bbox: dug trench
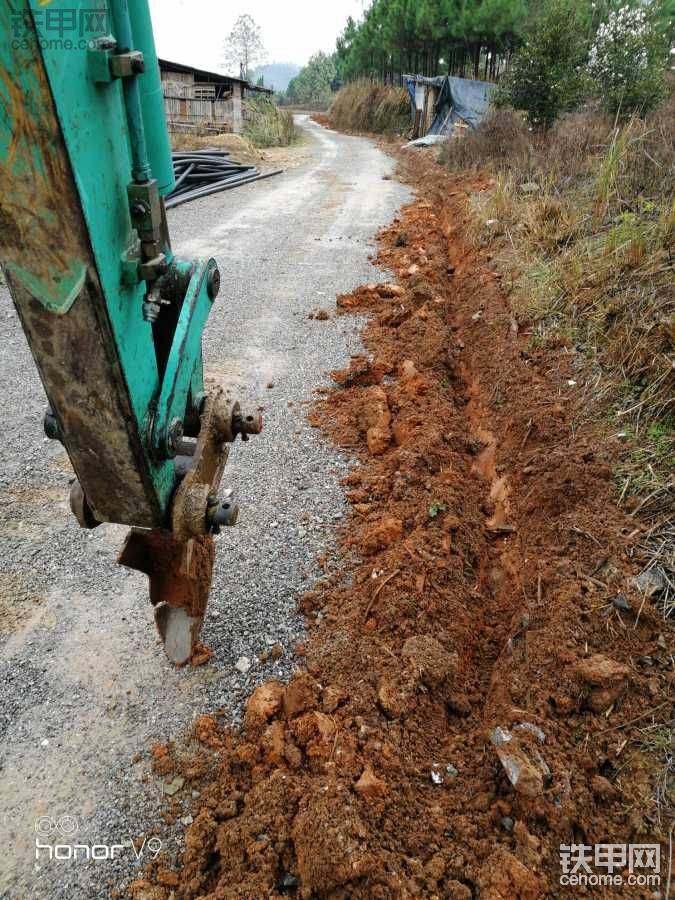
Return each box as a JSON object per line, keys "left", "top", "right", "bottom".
{"left": 132, "top": 150, "right": 673, "bottom": 898}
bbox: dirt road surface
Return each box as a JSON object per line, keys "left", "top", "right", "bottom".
{"left": 0, "top": 116, "right": 411, "bottom": 899}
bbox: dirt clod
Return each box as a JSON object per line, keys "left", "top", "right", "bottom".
{"left": 283, "top": 672, "right": 320, "bottom": 719}
{"left": 354, "top": 764, "right": 387, "bottom": 799}
{"left": 245, "top": 681, "right": 285, "bottom": 728}
{"left": 571, "top": 654, "right": 631, "bottom": 712}
{"left": 479, "top": 848, "right": 545, "bottom": 899}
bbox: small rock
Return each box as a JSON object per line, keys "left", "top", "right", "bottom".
{"left": 501, "top": 816, "right": 515, "bottom": 832}
{"left": 279, "top": 872, "right": 298, "bottom": 890}
{"left": 354, "top": 764, "right": 387, "bottom": 798}
{"left": 446, "top": 764, "right": 459, "bottom": 777}
{"left": 180, "top": 815, "right": 193, "bottom": 826}
{"left": 491, "top": 726, "right": 549, "bottom": 798}
{"left": 612, "top": 593, "right": 631, "bottom": 612}
{"left": 633, "top": 569, "right": 666, "bottom": 598}
{"left": 235, "top": 656, "right": 251, "bottom": 674}
{"left": 163, "top": 776, "right": 185, "bottom": 797}
{"left": 513, "top": 722, "right": 546, "bottom": 742}
{"left": 431, "top": 764, "right": 444, "bottom": 785}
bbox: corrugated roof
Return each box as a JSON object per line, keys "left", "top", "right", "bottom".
{"left": 158, "top": 58, "right": 272, "bottom": 93}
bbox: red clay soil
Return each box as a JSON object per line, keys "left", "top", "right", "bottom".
{"left": 131, "top": 151, "right": 674, "bottom": 899}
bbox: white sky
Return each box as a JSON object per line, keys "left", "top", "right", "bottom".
{"left": 148, "top": 0, "right": 367, "bottom": 73}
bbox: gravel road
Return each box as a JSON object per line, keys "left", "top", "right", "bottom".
{"left": 0, "top": 116, "right": 411, "bottom": 898}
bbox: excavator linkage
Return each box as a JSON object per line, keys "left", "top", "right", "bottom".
{"left": 0, "top": 1, "right": 261, "bottom": 663}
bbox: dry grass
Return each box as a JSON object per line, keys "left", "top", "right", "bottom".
{"left": 455, "top": 102, "right": 674, "bottom": 435}
{"left": 442, "top": 107, "right": 614, "bottom": 183}
{"left": 243, "top": 98, "right": 298, "bottom": 148}
{"left": 455, "top": 100, "right": 674, "bottom": 626}
{"left": 329, "top": 80, "right": 410, "bottom": 135}
{"left": 171, "top": 131, "right": 264, "bottom": 164}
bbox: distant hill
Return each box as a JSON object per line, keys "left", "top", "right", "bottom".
{"left": 251, "top": 62, "right": 300, "bottom": 93}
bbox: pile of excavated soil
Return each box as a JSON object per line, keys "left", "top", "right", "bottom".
{"left": 132, "top": 152, "right": 673, "bottom": 899}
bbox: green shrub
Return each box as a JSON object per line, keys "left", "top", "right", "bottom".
{"left": 286, "top": 52, "right": 336, "bottom": 108}
{"left": 587, "top": 3, "right": 667, "bottom": 116}
{"left": 498, "top": 0, "right": 591, "bottom": 129}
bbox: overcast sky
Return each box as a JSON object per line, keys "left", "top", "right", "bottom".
{"left": 148, "top": 0, "right": 367, "bottom": 73}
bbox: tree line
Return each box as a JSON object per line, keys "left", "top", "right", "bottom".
{"left": 335, "top": 0, "right": 528, "bottom": 83}
{"left": 237, "top": 0, "right": 671, "bottom": 120}
{"left": 332, "top": 0, "right": 673, "bottom": 84}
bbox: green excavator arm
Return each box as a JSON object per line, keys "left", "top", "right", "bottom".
{"left": 0, "top": 0, "right": 262, "bottom": 663}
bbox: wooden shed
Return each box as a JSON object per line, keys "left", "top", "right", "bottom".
{"left": 158, "top": 58, "right": 272, "bottom": 135}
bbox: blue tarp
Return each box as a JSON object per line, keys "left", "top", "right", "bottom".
{"left": 404, "top": 75, "right": 495, "bottom": 134}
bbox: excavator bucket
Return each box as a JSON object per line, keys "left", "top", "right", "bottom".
{"left": 119, "top": 530, "right": 215, "bottom": 665}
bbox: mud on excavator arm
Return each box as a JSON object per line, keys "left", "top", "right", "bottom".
{"left": 0, "top": 0, "right": 261, "bottom": 663}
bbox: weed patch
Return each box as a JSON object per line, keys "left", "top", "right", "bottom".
{"left": 243, "top": 98, "right": 298, "bottom": 148}
{"left": 329, "top": 81, "right": 410, "bottom": 135}
{"left": 452, "top": 103, "right": 674, "bottom": 433}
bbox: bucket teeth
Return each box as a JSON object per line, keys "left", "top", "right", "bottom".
{"left": 119, "top": 529, "right": 215, "bottom": 665}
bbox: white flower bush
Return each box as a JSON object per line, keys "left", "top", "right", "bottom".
{"left": 588, "top": 4, "right": 666, "bottom": 114}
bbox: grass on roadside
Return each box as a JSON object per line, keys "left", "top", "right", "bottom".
{"left": 443, "top": 98, "right": 675, "bottom": 652}
{"left": 443, "top": 100, "right": 674, "bottom": 443}
{"left": 170, "top": 131, "right": 263, "bottom": 165}
{"left": 329, "top": 80, "right": 410, "bottom": 135}
{"left": 243, "top": 97, "right": 298, "bottom": 148}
